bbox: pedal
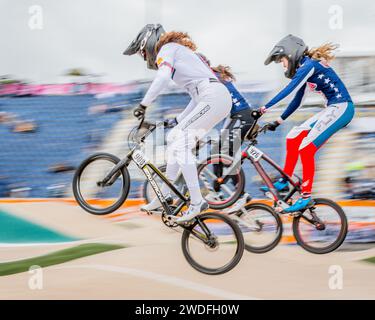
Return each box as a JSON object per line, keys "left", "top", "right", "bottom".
{"left": 276, "top": 200, "right": 292, "bottom": 214}
{"left": 223, "top": 193, "right": 252, "bottom": 214}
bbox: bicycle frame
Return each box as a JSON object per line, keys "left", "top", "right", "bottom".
{"left": 101, "top": 120, "right": 189, "bottom": 217}
{"left": 241, "top": 144, "right": 301, "bottom": 206}
{"left": 131, "top": 148, "right": 189, "bottom": 216}
{"left": 213, "top": 110, "right": 303, "bottom": 209}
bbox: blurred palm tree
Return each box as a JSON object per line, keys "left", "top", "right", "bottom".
{"left": 63, "top": 68, "right": 104, "bottom": 84}
{"left": 64, "top": 68, "right": 89, "bottom": 77}
{"left": 0, "top": 75, "right": 20, "bottom": 84}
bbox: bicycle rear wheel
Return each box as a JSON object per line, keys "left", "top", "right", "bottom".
{"left": 293, "top": 198, "right": 348, "bottom": 254}
{"left": 181, "top": 212, "right": 244, "bottom": 275}
{"left": 72, "top": 153, "right": 130, "bottom": 215}
{"left": 197, "top": 155, "right": 245, "bottom": 210}
{"left": 233, "top": 203, "right": 283, "bottom": 253}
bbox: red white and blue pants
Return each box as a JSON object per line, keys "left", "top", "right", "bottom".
{"left": 283, "top": 102, "right": 355, "bottom": 197}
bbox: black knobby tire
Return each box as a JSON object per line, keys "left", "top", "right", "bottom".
{"left": 72, "top": 152, "right": 131, "bottom": 215}
{"left": 292, "top": 198, "right": 348, "bottom": 254}
{"left": 236, "top": 202, "right": 283, "bottom": 254}
{"left": 197, "top": 155, "right": 246, "bottom": 210}
{"left": 181, "top": 212, "right": 244, "bottom": 275}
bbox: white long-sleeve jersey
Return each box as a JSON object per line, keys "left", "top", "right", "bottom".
{"left": 141, "top": 42, "right": 216, "bottom": 107}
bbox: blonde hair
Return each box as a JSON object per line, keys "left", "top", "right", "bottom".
{"left": 211, "top": 65, "right": 236, "bottom": 82}
{"left": 305, "top": 43, "right": 339, "bottom": 63}
{"left": 156, "top": 31, "right": 197, "bottom": 53}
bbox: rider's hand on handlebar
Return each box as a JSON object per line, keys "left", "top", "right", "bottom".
{"left": 264, "top": 118, "right": 283, "bottom": 132}
{"left": 258, "top": 106, "right": 267, "bottom": 115}
{"left": 164, "top": 117, "right": 178, "bottom": 129}
{"left": 133, "top": 104, "right": 147, "bottom": 120}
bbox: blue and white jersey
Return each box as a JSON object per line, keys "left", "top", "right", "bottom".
{"left": 265, "top": 56, "right": 352, "bottom": 120}
{"left": 216, "top": 75, "right": 251, "bottom": 116}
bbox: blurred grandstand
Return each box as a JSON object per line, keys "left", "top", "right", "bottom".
{"left": 0, "top": 80, "right": 270, "bottom": 199}
{"left": 0, "top": 74, "right": 374, "bottom": 200}
{"left": 1, "top": 55, "right": 375, "bottom": 244}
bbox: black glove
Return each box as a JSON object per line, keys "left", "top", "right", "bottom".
{"left": 264, "top": 120, "right": 280, "bottom": 132}
{"left": 133, "top": 104, "right": 147, "bottom": 120}
{"left": 164, "top": 117, "right": 178, "bottom": 128}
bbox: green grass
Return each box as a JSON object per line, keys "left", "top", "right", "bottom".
{"left": 363, "top": 256, "right": 375, "bottom": 264}
{"left": 0, "top": 243, "right": 125, "bottom": 276}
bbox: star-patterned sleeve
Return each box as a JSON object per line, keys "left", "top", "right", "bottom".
{"left": 265, "top": 62, "right": 314, "bottom": 109}
{"left": 280, "top": 83, "right": 307, "bottom": 120}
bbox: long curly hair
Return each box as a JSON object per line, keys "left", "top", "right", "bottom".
{"left": 155, "top": 31, "right": 197, "bottom": 53}
{"left": 211, "top": 65, "right": 236, "bottom": 82}
{"left": 305, "top": 43, "right": 339, "bottom": 62}
{"left": 196, "top": 53, "right": 236, "bottom": 82}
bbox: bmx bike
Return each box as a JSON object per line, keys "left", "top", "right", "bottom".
{"left": 198, "top": 110, "right": 348, "bottom": 254}
{"left": 72, "top": 118, "right": 245, "bottom": 274}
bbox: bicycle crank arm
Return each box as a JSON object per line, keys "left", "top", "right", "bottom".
{"left": 230, "top": 214, "right": 262, "bottom": 232}
{"left": 222, "top": 193, "right": 251, "bottom": 214}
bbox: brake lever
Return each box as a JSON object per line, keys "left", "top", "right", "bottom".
{"left": 259, "top": 125, "right": 268, "bottom": 134}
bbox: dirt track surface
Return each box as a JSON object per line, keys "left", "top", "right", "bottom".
{"left": 0, "top": 201, "right": 374, "bottom": 300}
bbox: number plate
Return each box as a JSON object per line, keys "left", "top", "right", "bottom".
{"left": 132, "top": 149, "right": 148, "bottom": 168}
{"left": 247, "top": 146, "right": 263, "bottom": 162}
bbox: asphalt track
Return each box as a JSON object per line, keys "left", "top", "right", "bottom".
{"left": 0, "top": 200, "right": 374, "bottom": 300}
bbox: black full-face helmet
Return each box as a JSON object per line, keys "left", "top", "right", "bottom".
{"left": 264, "top": 34, "right": 308, "bottom": 78}
{"left": 123, "top": 24, "right": 165, "bottom": 70}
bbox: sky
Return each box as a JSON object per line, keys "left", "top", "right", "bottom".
{"left": 1, "top": 0, "right": 375, "bottom": 84}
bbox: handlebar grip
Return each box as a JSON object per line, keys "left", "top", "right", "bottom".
{"left": 251, "top": 110, "right": 262, "bottom": 120}
{"left": 134, "top": 110, "right": 142, "bottom": 117}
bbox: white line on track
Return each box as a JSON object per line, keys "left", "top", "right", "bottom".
{"left": 54, "top": 264, "right": 259, "bottom": 300}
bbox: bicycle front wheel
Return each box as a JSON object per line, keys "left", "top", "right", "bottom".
{"left": 293, "top": 198, "right": 348, "bottom": 254}
{"left": 181, "top": 212, "right": 244, "bottom": 275}
{"left": 72, "top": 153, "right": 130, "bottom": 215}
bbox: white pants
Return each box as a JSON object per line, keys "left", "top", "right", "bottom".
{"left": 164, "top": 79, "right": 232, "bottom": 204}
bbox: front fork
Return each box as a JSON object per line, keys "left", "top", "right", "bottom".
{"left": 299, "top": 206, "right": 326, "bottom": 230}
{"left": 98, "top": 157, "right": 131, "bottom": 187}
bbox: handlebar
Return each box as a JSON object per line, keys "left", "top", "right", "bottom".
{"left": 244, "top": 109, "right": 268, "bottom": 141}
{"left": 132, "top": 109, "right": 267, "bottom": 148}
{"left": 128, "top": 117, "right": 167, "bottom": 148}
